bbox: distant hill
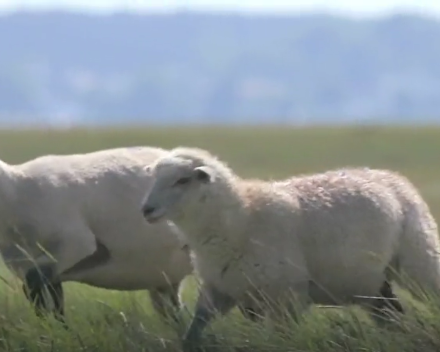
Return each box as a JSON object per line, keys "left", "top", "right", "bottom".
{"left": 1, "top": 11, "right": 440, "bottom": 125}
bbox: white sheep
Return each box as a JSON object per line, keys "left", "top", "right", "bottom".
{"left": 0, "top": 146, "right": 196, "bottom": 323}
{"left": 140, "top": 147, "right": 440, "bottom": 352}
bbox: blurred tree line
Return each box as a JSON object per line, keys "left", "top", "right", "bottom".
{"left": 0, "top": 11, "right": 439, "bottom": 124}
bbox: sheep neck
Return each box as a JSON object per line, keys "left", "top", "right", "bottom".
{"left": 173, "top": 180, "right": 247, "bottom": 254}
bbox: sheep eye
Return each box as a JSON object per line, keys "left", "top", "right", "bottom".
{"left": 174, "top": 177, "right": 191, "bottom": 186}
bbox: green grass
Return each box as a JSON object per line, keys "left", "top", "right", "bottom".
{"left": 1, "top": 125, "right": 440, "bottom": 351}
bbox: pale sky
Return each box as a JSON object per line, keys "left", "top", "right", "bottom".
{"left": 0, "top": 0, "right": 439, "bottom": 18}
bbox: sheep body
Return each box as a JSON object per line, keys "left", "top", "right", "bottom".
{"left": 0, "top": 147, "right": 193, "bottom": 319}
{"left": 186, "top": 172, "right": 404, "bottom": 304}
{"left": 141, "top": 148, "right": 440, "bottom": 350}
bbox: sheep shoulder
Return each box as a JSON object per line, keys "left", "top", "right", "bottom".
{"left": 238, "top": 179, "right": 302, "bottom": 246}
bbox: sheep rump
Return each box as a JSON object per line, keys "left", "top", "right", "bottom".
{"left": 141, "top": 147, "right": 440, "bottom": 351}
{"left": 0, "top": 146, "right": 193, "bottom": 321}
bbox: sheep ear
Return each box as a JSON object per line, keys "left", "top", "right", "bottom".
{"left": 194, "top": 166, "right": 214, "bottom": 183}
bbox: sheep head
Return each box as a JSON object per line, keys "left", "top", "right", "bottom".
{"left": 141, "top": 155, "right": 215, "bottom": 224}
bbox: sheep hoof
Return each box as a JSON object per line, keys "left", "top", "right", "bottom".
{"left": 181, "top": 339, "right": 202, "bottom": 352}
{"left": 181, "top": 332, "right": 207, "bottom": 352}
{"left": 182, "top": 333, "right": 224, "bottom": 352}
{"left": 368, "top": 280, "right": 405, "bottom": 326}
{"left": 23, "top": 264, "right": 66, "bottom": 323}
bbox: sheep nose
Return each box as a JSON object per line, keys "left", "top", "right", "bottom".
{"left": 142, "top": 205, "right": 156, "bottom": 217}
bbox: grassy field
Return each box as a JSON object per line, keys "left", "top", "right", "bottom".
{"left": 1, "top": 125, "right": 440, "bottom": 351}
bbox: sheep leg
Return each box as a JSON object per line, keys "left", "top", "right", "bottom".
{"left": 23, "top": 264, "right": 65, "bottom": 321}
{"left": 22, "top": 281, "right": 45, "bottom": 318}
{"left": 46, "top": 281, "right": 65, "bottom": 322}
{"left": 367, "top": 280, "right": 404, "bottom": 323}
{"left": 150, "top": 283, "right": 181, "bottom": 323}
{"left": 182, "top": 284, "right": 236, "bottom": 352}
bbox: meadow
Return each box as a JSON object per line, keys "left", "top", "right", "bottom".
{"left": 1, "top": 125, "right": 440, "bottom": 352}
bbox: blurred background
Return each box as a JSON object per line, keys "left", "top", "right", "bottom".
{"left": 1, "top": 0, "right": 440, "bottom": 126}
{"left": 0, "top": 0, "right": 439, "bottom": 215}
